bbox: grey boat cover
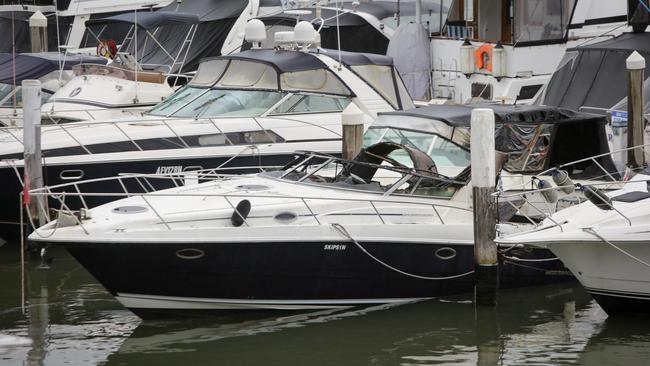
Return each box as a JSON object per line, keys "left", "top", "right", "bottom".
{"left": 387, "top": 22, "right": 430, "bottom": 101}
{"left": 543, "top": 32, "right": 650, "bottom": 112}
{"left": 0, "top": 52, "right": 106, "bottom": 84}
{"left": 85, "top": 11, "right": 199, "bottom": 30}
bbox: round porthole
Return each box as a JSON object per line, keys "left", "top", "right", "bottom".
{"left": 111, "top": 206, "right": 148, "bottom": 214}
{"left": 175, "top": 248, "right": 205, "bottom": 260}
{"left": 274, "top": 211, "right": 297, "bottom": 223}
{"left": 435, "top": 247, "right": 457, "bottom": 260}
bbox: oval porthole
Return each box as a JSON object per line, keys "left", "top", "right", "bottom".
{"left": 111, "top": 206, "right": 148, "bottom": 214}
{"left": 274, "top": 211, "right": 297, "bottom": 223}
{"left": 176, "top": 248, "right": 205, "bottom": 260}
{"left": 236, "top": 184, "right": 269, "bottom": 191}
{"left": 435, "top": 247, "right": 457, "bottom": 260}
{"left": 59, "top": 169, "right": 84, "bottom": 180}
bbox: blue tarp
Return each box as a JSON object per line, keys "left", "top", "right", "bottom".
{"left": 0, "top": 52, "right": 107, "bottom": 84}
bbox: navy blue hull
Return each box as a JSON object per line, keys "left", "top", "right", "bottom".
{"left": 0, "top": 154, "right": 296, "bottom": 238}
{"left": 589, "top": 289, "right": 650, "bottom": 315}
{"left": 55, "top": 240, "right": 570, "bottom": 316}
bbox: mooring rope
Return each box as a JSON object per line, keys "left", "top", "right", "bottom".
{"left": 331, "top": 223, "right": 474, "bottom": 281}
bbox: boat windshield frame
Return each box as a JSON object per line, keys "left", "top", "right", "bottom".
{"left": 263, "top": 151, "right": 468, "bottom": 200}
{"left": 147, "top": 85, "right": 353, "bottom": 119}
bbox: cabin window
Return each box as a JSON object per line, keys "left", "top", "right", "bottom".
{"left": 270, "top": 94, "right": 351, "bottom": 115}
{"left": 351, "top": 65, "right": 400, "bottom": 109}
{"left": 518, "top": 84, "right": 543, "bottom": 100}
{"left": 216, "top": 60, "right": 277, "bottom": 89}
{"left": 513, "top": 0, "right": 575, "bottom": 43}
{"left": 190, "top": 59, "right": 229, "bottom": 87}
{"left": 280, "top": 69, "right": 352, "bottom": 96}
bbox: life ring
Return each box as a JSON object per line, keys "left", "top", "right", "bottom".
{"left": 97, "top": 39, "right": 117, "bottom": 60}
{"left": 475, "top": 44, "right": 493, "bottom": 72}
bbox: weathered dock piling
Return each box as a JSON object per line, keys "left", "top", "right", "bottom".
{"left": 341, "top": 103, "right": 364, "bottom": 160}
{"left": 22, "top": 80, "right": 46, "bottom": 226}
{"left": 471, "top": 108, "right": 498, "bottom": 306}
{"left": 626, "top": 51, "right": 645, "bottom": 168}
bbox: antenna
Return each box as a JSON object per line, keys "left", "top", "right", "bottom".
{"left": 335, "top": 0, "right": 342, "bottom": 69}
{"left": 134, "top": 8, "right": 139, "bottom": 104}
{"left": 11, "top": 10, "right": 17, "bottom": 114}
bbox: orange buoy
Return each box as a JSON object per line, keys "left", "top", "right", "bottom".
{"left": 475, "top": 44, "right": 493, "bottom": 72}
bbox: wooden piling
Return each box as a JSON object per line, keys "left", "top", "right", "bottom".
{"left": 626, "top": 50, "right": 645, "bottom": 169}
{"left": 22, "top": 80, "right": 46, "bottom": 227}
{"left": 470, "top": 108, "right": 498, "bottom": 306}
{"left": 29, "top": 11, "right": 48, "bottom": 53}
{"left": 341, "top": 103, "right": 365, "bottom": 160}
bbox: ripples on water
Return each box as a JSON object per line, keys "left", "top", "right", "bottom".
{"left": 1, "top": 244, "right": 649, "bottom": 365}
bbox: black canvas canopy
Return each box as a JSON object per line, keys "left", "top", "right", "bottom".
{"left": 543, "top": 32, "right": 650, "bottom": 112}
{"left": 375, "top": 104, "right": 614, "bottom": 176}
{"left": 85, "top": 11, "right": 199, "bottom": 30}
{"left": 217, "top": 49, "right": 328, "bottom": 73}
{"left": 377, "top": 104, "right": 603, "bottom": 129}
{"left": 0, "top": 52, "right": 106, "bottom": 84}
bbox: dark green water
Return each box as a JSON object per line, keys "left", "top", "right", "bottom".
{"left": 1, "top": 243, "right": 650, "bottom": 366}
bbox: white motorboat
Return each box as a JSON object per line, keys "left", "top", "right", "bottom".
{"left": 42, "top": 0, "right": 285, "bottom": 122}
{"left": 0, "top": 38, "right": 412, "bottom": 232}
{"left": 27, "top": 135, "right": 566, "bottom": 316}
{"left": 497, "top": 162, "right": 650, "bottom": 315}
{"left": 0, "top": 52, "right": 107, "bottom": 127}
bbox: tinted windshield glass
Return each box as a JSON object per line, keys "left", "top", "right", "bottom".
{"left": 168, "top": 89, "right": 287, "bottom": 118}
{"left": 364, "top": 127, "right": 471, "bottom": 177}
{"left": 149, "top": 85, "right": 207, "bottom": 117}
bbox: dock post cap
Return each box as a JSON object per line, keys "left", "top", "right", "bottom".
{"left": 626, "top": 51, "right": 646, "bottom": 70}
{"left": 29, "top": 11, "right": 48, "bottom": 27}
{"left": 341, "top": 103, "right": 364, "bottom": 126}
{"left": 21, "top": 80, "right": 42, "bottom": 88}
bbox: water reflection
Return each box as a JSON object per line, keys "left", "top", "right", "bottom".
{"left": 1, "top": 244, "right": 650, "bottom": 365}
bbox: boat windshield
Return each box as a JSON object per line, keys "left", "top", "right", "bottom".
{"left": 363, "top": 127, "right": 471, "bottom": 177}
{"left": 149, "top": 85, "right": 352, "bottom": 118}
{"left": 149, "top": 87, "right": 287, "bottom": 118}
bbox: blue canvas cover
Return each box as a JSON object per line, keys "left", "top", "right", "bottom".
{"left": 0, "top": 52, "right": 106, "bottom": 84}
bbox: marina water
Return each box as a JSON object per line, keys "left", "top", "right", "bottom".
{"left": 1, "top": 243, "right": 649, "bottom": 365}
